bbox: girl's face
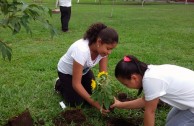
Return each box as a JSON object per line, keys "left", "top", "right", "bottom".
{"left": 117, "top": 74, "right": 142, "bottom": 89}
{"left": 97, "top": 39, "right": 117, "bottom": 57}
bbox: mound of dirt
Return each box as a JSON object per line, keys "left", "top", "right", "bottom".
{"left": 4, "top": 109, "right": 33, "bottom": 126}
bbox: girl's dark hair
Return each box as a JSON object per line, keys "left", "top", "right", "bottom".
{"left": 83, "top": 22, "right": 119, "bottom": 45}
{"left": 115, "top": 55, "right": 148, "bottom": 95}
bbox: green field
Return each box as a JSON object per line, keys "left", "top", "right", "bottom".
{"left": 0, "top": 0, "right": 194, "bottom": 125}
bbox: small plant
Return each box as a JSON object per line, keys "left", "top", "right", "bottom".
{"left": 91, "top": 71, "right": 115, "bottom": 110}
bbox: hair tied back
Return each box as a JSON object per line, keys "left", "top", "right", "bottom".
{"left": 123, "top": 56, "right": 131, "bottom": 62}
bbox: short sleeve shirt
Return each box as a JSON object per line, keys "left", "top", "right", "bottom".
{"left": 57, "top": 39, "right": 105, "bottom": 75}
{"left": 59, "top": 0, "right": 71, "bottom": 7}
{"left": 143, "top": 64, "right": 194, "bottom": 113}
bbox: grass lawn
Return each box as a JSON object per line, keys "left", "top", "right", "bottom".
{"left": 0, "top": 0, "right": 194, "bottom": 125}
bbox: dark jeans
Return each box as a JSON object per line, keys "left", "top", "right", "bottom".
{"left": 60, "top": 6, "right": 71, "bottom": 31}
{"left": 58, "top": 70, "right": 94, "bottom": 107}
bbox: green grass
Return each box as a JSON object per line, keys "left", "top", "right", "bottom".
{"left": 0, "top": 0, "right": 194, "bottom": 125}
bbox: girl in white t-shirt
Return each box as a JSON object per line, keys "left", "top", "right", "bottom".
{"left": 110, "top": 55, "right": 194, "bottom": 126}
{"left": 55, "top": 22, "right": 118, "bottom": 114}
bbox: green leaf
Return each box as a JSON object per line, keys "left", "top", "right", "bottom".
{"left": 20, "top": 15, "right": 32, "bottom": 35}
{"left": 21, "top": 2, "right": 29, "bottom": 11}
{"left": 97, "top": 93, "right": 103, "bottom": 106}
{"left": 14, "top": 22, "right": 21, "bottom": 33}
{"left": 103, "top": 94, "right": 112, "bottom": 110}
{"left": 0, "top": 41, "right": 12, "bottom": 61}
{"left": 104, "top": 101, "right": 109, "bottom": 110}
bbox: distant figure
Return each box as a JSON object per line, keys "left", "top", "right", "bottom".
{"left": 57, "top": 0, "right": 72, "bottom": 32}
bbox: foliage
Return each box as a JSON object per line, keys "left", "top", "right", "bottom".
{"left": 0, "top": 40, "right": 12, "bottom": 61}
{"left": 91, "top": 71, "right": 116, "bottom": 110}
{"left": 0, "top": 0, "right": 57, "bottom": 61}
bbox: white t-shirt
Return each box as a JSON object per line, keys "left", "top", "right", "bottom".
{"left": 58, "top": 39, "right": 105, "bottom": 75}
{"left": 143, "top": 64, "right": 194, "bottom": 113}
{"left": 59, "top": 0, "right": 71, "bottom": 7}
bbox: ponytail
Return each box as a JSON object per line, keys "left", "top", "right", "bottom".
{"left": 115, "top": 55, "right": 148, "bottom": 96}
{"left": 83, "top": 22, "right": 118, "bottom": 45}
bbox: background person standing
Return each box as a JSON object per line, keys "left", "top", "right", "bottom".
{"left": 58, "top": 0, "right": 72, "bottom": 32}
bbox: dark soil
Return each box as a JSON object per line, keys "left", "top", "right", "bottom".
{"left": 106, "top": 116, "right": 143, "bottom": 126}
{"left": 107, "top": 93, "right": 144, "bottom": 126}
{"left": 4, "top": 108, "right": 143, "bottom": 126}
{"left": 4, "top": 92, "right": 148, "bottom": 126}
{"left": 4, "top": 109, "right": 33, "bottom": 126}
{"left": 117, "top": 92, "right": 128, "bottom": 100}
{"left": 117, "top": 92, "right": 135, "bottom": 102}
{"left": 62, "top": 109, "right": 86, "bottom": 124}
{"left": 53, "top": 109, "right": 93, "bottom": 126}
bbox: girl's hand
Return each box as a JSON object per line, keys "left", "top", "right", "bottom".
{"left": 101, "top": 108, "right": 110, "bottom": 115}
{"left": 110, "top": 97, "right": 122, "bottom": 109}
{"left": 92, "top": 101, "right": 110, "bottom": 114}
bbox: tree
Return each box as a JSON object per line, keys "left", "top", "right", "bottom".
{"left": 0, "top": 0, "right": 57, "bottom": 61}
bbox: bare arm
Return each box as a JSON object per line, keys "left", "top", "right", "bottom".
{"left": 72, "top": 60, "right": 96, "bottom": 105}
{"left": 110, "top": 97, "right": 145, "bottom": 109}
{"left": 144, "top": 98, "right": 159, "bottom": 126}
{"left": 72, "top": 60, "right": 109, "bottom": 113}
{"left": 99, "top": 57, "right": 108, "bottom": 72}
{"left": 55, "top": 0, "right": 59, "bottom": 8}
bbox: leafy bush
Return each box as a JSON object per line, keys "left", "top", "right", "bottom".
{"left": 0, "top": 0, "right": 57, "bottom": 60}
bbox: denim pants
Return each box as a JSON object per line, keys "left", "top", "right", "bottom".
{"left": 166, "top": 107, "right": 194, "bottom": 126}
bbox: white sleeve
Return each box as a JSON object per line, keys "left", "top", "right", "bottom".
{"left": 143, "top": 78, "right": 168, "bottom": 101}
{"left": 71, "top": 46, "right": 88, "bottom": 66}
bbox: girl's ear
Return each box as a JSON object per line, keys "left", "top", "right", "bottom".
{"left": 97, "top": 38, "right": 102, "bottom": 45}
{"left": 131, "top": 74, "right": 138, "bottom": 80}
